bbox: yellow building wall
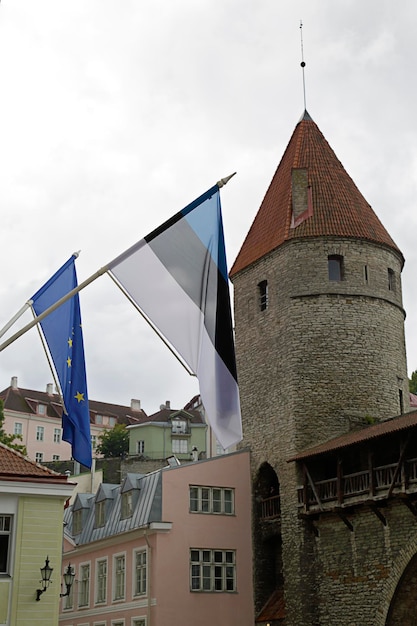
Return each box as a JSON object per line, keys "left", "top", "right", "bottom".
{"left": 9, "top": 495, "right": 67, "bottom": 626}
{"left": 0, "top": 580, "right": 10, "bottom": 624}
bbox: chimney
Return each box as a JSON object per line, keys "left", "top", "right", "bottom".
{"left": 165, "top": 400, "right": 170, "bottom": 409}
{"left": 131, "top": 399, "right": 141, "bottom": 411}
{"left": 46, "top": 383, "right": 53, "bottom": 395}
{"left": 11, "top": 376, "right": 18, "bottom": 390}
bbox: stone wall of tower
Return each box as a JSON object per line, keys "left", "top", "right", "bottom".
{"left": 232, "top": 235, "right": 409, "bottom": 626}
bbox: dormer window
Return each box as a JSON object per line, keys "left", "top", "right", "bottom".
{"left": 37, "top": 403, "right": 47, "bottom": 415}
{"left": 73, "top": 509, "right": 82, "bottom": 535}
{"left": 328, "top": 255, "right": 344, "bottom": 281}
{"left": 121, "top": 491, "right": 133, "bottom": 519}
{"left": 95, "top": 500, "right": 105, "bottom": 528}
{"left": 172, "top": 419, "right": 187, "bottom": 434}
{"left": 258, "top": 280, "right": 268, "bottom": 311}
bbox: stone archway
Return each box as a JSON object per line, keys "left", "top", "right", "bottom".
{"left": 385, "top": 553, "right": 417, "bottom": 625}
{"left": 253, "top": 463, "right": 282, "bottom": 616}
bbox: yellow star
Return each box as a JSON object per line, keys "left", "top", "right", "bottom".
{"left": 74, "top": 391, "right": 85, "bottom": 403}
{"left": 66, "top": 357, "right": 72, "bottom": 367}
{"left": 68, "top": 337, "right": 73, "bottom": 347}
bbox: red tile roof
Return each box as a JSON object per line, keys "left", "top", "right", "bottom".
{"left": 0, "top": 442, "right": 68, "bottom": 483}
{"left": 288, "top": 411, "right": 417, "bottom": 462}
{"left": 255, "top": 588, "right": 285, "bottom": 623}
{"left": 0, "top": 384, "right": 147, "bottom": 426}
{"left": 230, "top": 110, "right": 403, "bottom": 276}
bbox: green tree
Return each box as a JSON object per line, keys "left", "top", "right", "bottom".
{"left": 0, "top": 399, "right": 27, "bottom": 455}
{"left": 409, "top": 370, "right": 417, "bottom": 394}
{"left": 96, "top": 423, "right": 129, "bottom": 458}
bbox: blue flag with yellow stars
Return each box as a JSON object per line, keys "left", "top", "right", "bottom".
{"left": 32, "top": 255, "right": 92, "bottom": 468}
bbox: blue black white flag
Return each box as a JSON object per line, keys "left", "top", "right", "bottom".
{"left": 31, "top": 256, "right": 92, "bottom": 468}
{"left": 108, "top": 185, "right": 242, "bottom": 449}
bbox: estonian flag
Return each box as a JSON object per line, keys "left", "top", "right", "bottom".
{"left": 108, "top": 184, "right": 242, "bottom": 449}
{"left": 31, "top": 255, "right": 92, "bottom": 468}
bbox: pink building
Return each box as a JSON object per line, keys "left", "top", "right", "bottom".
{"left": 0, "top": 377, "right": 147, "bottom": 464}
{"left": 60, "top": 449, "right": 254, "bottom": 625}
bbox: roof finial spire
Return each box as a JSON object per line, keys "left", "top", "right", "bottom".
{"left": 300, "top": 20, "right": 307, "bottom": 111}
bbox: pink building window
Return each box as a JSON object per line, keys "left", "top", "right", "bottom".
{"left": 190, "top": 549, "right": 236, "bottom": 592}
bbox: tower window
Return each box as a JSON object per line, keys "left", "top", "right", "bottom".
{"left": 258, "top": 280, "right": 268, "bottom": 311}
{"left": 399, "top": 389, "right": 404, "bottom": 414}
{"left": 328, "top": 255, "right": 344, "bottom": 281}
{"left": 388, "top": 268, "right": 395, "bottom": 291}
{"left": 364, "top": 265, "right": 369, "bottom": 284}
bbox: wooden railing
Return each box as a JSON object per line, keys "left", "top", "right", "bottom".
{"left": 260, "top": 495, "right": 281, "bottom": 520}
{"left": 297, "top": 458, "right": 417, "bottom": 510}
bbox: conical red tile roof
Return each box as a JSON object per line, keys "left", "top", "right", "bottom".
{"left": 230, "top": 111, "right": 402, "bottom": 277}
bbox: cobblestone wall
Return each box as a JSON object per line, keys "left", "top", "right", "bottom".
{"left": 232, "top": 236, "right": 410, "bottom": 625}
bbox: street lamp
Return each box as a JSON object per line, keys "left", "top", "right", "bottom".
{"left": 36, "top": 556, "right": 53, "bottom": 601}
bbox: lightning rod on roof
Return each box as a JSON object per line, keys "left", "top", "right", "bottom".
{"left": 300, "top": 20, "right": 307, "bottom": 111}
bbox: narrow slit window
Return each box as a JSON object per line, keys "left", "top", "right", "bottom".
{"left": 328, "top": 255, "right": 344, "bottom": 281}
{"left": 399, "top": 389, "right": 404, "bottom": 414}
{"left": 258, "top": 280, "right": 268, "bottom": 311}
{"left": 388, "top": 268, "right": 395, "bottom": 291}
{"left": 364, "top": 265, "right": 368, "bottom": 284}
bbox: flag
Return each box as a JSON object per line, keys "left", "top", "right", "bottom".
{"left": 31, "top": 256, "right": 92, "bottom": 468}
{"left": 108, "top": 185, "right": 242, "bottom": 449}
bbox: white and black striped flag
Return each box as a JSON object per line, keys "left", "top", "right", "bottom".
{"left": 108, "top": 184, "right": 242, "bottom": 450}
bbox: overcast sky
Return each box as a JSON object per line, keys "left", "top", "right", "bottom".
{"left": 1, "top": 1, "right": 417, "bottom": 415}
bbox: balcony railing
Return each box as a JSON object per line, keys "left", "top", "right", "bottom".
{"left": 297, "top": 458, "right": 417, "bottom": 511}
{"left": 259, "top": 494, "right": 281, "bottom": 520}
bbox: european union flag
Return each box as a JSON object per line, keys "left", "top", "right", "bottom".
{"left": 32, "top": 255, "right": 92, "bottom": 468}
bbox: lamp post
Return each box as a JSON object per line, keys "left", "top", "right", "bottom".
{"left": 36, "top": 556, "right": 53, "bottom": 601}
{"left": 60, "top": 563, "right": 75, "bottom": 598}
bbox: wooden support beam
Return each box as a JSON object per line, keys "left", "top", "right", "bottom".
{"left": 402, "top": 498, "right": 417, "bottom": 518}
{"left": 337, "top": 511, "right": 354, "bottom": 532}
{"left": 304, "top": 464, "right": 324, "bottom": 512}
{"left": 369, "top": 503, "right": 387, "bottom": 526}
{"left": 388, "top": 435, "right": 410, "bottom": 498}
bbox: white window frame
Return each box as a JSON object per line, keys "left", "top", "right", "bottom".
{"left": 137, "top": 440, "right": 145, "bottom": 455}
{"left": 95, "top": 500, "right": 105, "bottom": 528}
{"left": 0, "top": 515, "right": 13, "bottom": 574}
{"left": 54, "top": 427, "right": 61, "bottom": 443}
{"left": 63, "top": 564, "right": 75, "bottom": 610}
{"left": 35, "top": 452, "right": 43, "bottom": 464}
{"left": 37, "top": 403, "right": 47, "bottom": 415}
{"left": 73, "top": 509, "right": 82, "bottom": 535}
{"left": 91, "top": 434, "right": 97, "bottom": 449}
{"left": 36, "top": 426, "right": 44, "bottom": 441}
{"left": 190, "top": 548, "right": 236, "bottom": 592}
{"left": 113, "top": 553, "right": 126, "bottom": 601}
{"left": 189, "top": 486, "right": 235, "bottom": 515}
{"left": 121, "top": 492, "right": 133, "bottom": 519}
{"left": 172, "top": 438, "right": 188, "bottom": 454}
{"left": 171, "top": 419, "right": 187, "bottom": 434}
{"left": 133, "top": 549, "right": 147, "bottom": 597}
{"left": 95, "top": 558, "right": 107, "bottom": 604}
{"left": 14, "top": 422, "right": 22, "bottom": 436}
{"left": 52, "top": 455, "right": 60, "bottom": 461}
{"left": 132, "top": 619, "right": 147, "bottom": 626}
{"left": 78, "top": 562, "right": 91, "bottom": 607}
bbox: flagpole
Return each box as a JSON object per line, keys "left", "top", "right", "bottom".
{"left": 0, "top": 175, "right": 236, "bottom": 354}
{"left": 31, "top": 306, "right": 67, "bottom": 414}
{"left": 0, "top": 301, "right": 33, "bottom": 339}
{"left": 107, "top": 272, "right": 195, "bottom": 376}
{"left": 0, "top": 266, "right": 109, "bottom": 353}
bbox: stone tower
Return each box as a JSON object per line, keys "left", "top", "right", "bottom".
{"left": 230, "top": 111, "right": 409, "bottom": 625}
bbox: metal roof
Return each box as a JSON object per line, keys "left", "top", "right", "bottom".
{"left": 64, "top": 470, "right": 163, "bottom": 544}
{"left": 288, "top": 411, "right": 417, "bottom": 462}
